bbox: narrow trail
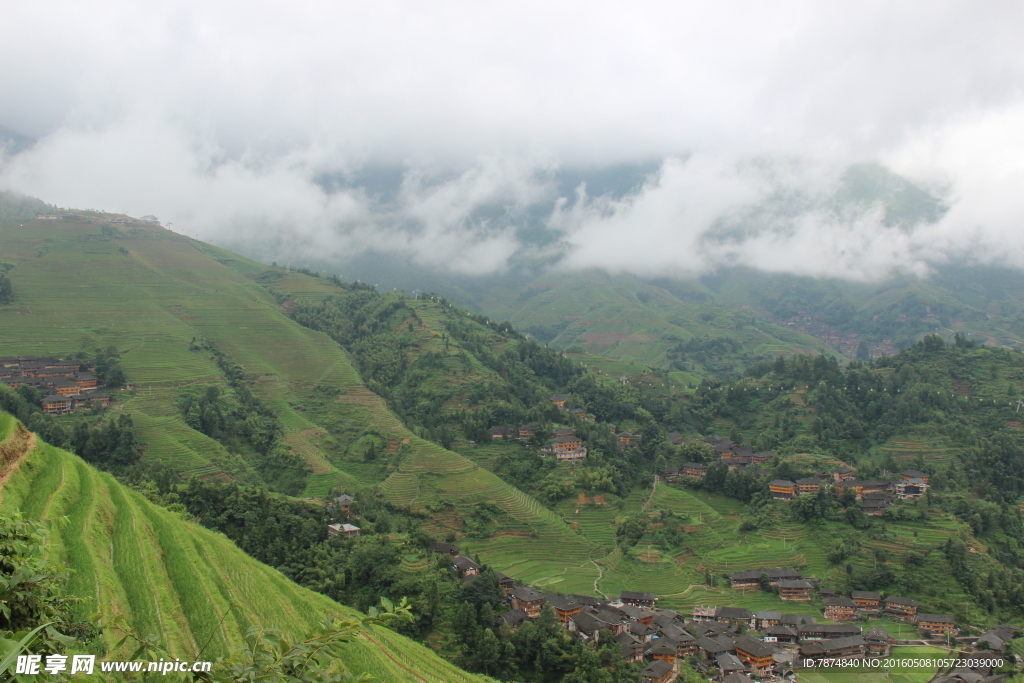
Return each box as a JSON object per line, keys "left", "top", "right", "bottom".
{"left": 640, "top": 476, "right": 658, "bottom": 512}
{"left": 590, "top": 560, "right": 607, "bottom": 599}
{"left": 0, "top": 424, "right": 36, "bottom": 502}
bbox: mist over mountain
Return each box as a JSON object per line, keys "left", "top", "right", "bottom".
{"left": 2, "top": 1, "right": 1024, "bottom": 284}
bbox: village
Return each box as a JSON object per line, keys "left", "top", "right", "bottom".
{"left": 437, "top": 543, "right": 1015, "bottom": 683}
{"left": 0, "top": 355, "right": 112, "bottom": 414}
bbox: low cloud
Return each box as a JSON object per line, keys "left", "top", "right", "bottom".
{"left": 2, "top": 1, "right": 1024, "bottom": 281}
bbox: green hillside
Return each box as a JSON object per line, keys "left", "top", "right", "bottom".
{"left": 0, "top": 215, "right": 598, "bottom": 583}
{"left": 470, "top": 269, "right": 841, "bottom": 373}
{"left": 0, "top": 410, "right": 493, "bottom": 682}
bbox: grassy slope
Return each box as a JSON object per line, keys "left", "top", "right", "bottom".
{"left": 0, "top": 415, "right": 492, "bottom": 682}
{"left": 0, "top": 218, "right": 597, "bottom": 580}
{"left": 471, "top": 269, "right": 840, "bottom": 369}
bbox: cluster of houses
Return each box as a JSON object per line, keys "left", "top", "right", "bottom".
{"left": 438, "top": 556, "right": 996, "bottom": 683}
{"left": 663, "top": 435, "right": 776, "bottom": 481}
{"left": 765, "top": 468, "right": 930, "bottom": 515}
{"left": 0, "top": 356, "right": 111, "bottom": 415}
{"left": 489, "top": 423, "right": 589, "bottom": 462}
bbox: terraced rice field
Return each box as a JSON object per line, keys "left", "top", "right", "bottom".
{"left": 875, "top": 427, "right": 961, "bottom": 468}
{"left": 0, "top": 420, "right": 493, "bottom": 683}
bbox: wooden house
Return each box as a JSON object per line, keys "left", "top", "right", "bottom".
{"left": 799, "top": 624, "right": 861, "bottom": 640}
{"left": 74, "top": 372, "right": 99, "bottom": 389}
{"left": 616, "top": 432, "right": 634, "bottom": 448}
{"left": 715, "top": 606, "right": 752, "bottom": 626}
{"left": 52, "top": 379, "right": 81, "bottom": 396}
{"left": 754, "top": 610, "right": 781, "bottom": 630}
{"left": 800, "top": 636, "right": 867, "bottom": 660}
{"left": 41, "top": 395, "right": 73, "bottom": 415}
{"left": 823, "top": 598, "right": 857, "bottom": 621}
{"left": 568, "top": 611, "right": 604, "bottom": 641}
{"left": 499, "top": 608, "right": 529, "bottom": 630}
{"left": 682, "top": 462, "right": 707, "bottom": 478}
{"left": 489, "top": 425, "right": 512, "bottom": 440}
{"left": 649, "top": 639, "right": 677, "bottom": 667}
{"left": 548, "top": 393, "right": 569, "bottom": 408}
{"left": 776, "top": 579, "right": 813, "bottom": 601}
{"left": 620, "top": 590, "right": 658, "bottom": 608}
{"left": 333, "top": 494, "right": 354, "bottom": 511}
{"left": 452, "top": 555, "right": 481, "bottom": 577}
{"left": 883, "top": 596, "right": 919, "bottom": 621}
{"left": 734, "top": 635, "right": 776, "bottom": 674}
{"left": 546, "top": 596, "right": 582, "bottom": 624}
{"left": 865, "top": 627, "right": 893, "bottom": 656}
{"left": 769, "top": 480, "right": 797, "bottom": 500}
{"left": 429, "top": 542, "right": 460, "bottom": 556}
{"left": 495, "top": 572, "right": 515, "bottom": 596}
{"left": 900, "top": 469, "right": 929, "bottom": 484}
{"left": 917, "top": 614, "right": 957, "bottom": 635}
{"left": 833, "top": 466, "right": 855, "bottom": 482}
{"left": 511, "top": 586, "right": 546, "bottom": 617}
{"left": 796, "top": 478, "right": 824, "bottom": 494}
{"left": 517, "top": 424, "right": 536, "bottom": 440}
{"left": 751, "top": 451, "right": 775, "bottom": 465}
{"left": 896, "top": 478, "right": 928, "bottom": 500}
{"left": 639, "top": 659, "right": 674, "bottom": 683}
{"left": 851, "top": 590, "right": 881, "bottom": 610}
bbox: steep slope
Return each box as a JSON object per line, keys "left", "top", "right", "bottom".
{"left": 0, "top": 215, "right": 598, "bottom": 579}
{"left": 0, "top": 411, "right": 492, "bottom": 682}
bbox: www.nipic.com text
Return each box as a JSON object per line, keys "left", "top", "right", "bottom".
{"left": 14, "top": 654, "right": 213, "bottom": 675}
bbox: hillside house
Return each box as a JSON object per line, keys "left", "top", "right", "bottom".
{"left": 547, "top": 596, "right": 582, "bottom": 624}
{"left": 664, "top": 466, "right": 680, "bottom": 480}
{"left": 777, "top": 579, "right": 813, "bottom": 601}
{"left": 452, "top": 555, "right": 481, "bottom": 577}
{"left": 326, "top": 523, "right": 360, "bottom": 538}
{"left": 751, "top": 451, "right": 775, "bottom": 465}
{"left": 429, "top": 542, "right": 460, "bottom": 556}
{"left": 833, "top": 466, "right": 855, "bottom": 482}
{"left": 800, "top": 635, "right": 867, "bottom": 660}
{"left": 489, "top": 425, "right": 512, "bottom": 440}
{"left": 819, "top": 587, "right": 837, "bottom": 599}
{"left": 734, "top": 635, "right": 776, "bottom": 674}
{"left": 333, "top": 494, "right": 354, "bottom": 512}
{"left": 548, "top": 393, "right": 569, "bottom": 408}
{"left": 691, "top": 605, "right": 717, "bottom": 621}
{"left": 616, "top": 431, "right": 634, "bottom": 448}
{"left": 496, "top": 572, "right": 515, "bottom": 595}
{"left": 517, "top": 424, "right": 536, "bottom": 440}
{"left": 620, "top": 591, "right": 658, "bottom": 609}
{"left": 754, "top": 610, "right": 781, "bottom": 629}
{"left": 52, "top": 379, "right": 82, "bottom": 396}
{"left": 833, "top": 480, "right": 864, "bottom": 500}
{"left": 799, "top": 624, "right": 861, "bottom": 641}
{"left": 41, "top": 395, "right": 73, "bottom": 415}
{"left": 769, "top": 480, "right": 797, "bottom": 500}
{"left": 851, "top": 590, "right": 881, "bottom": 610}
{"left": 715, "top": 607, "right": 752, "bottom": 626}
{"left": 901, "top": 469, "right": 929, "bottom": 484}
{"left": 499, "top": 608, "right": 529, "bottom": 630}
{"left": 728, "top": 568, "right": 801, "bottom": 588}
{"left": 796, "top": 478, "right": 823, "bottom": 494}
{"left": 883, "top": 596, "right": 919, "bottom": 621}
{"left": 667, "top": 431, "right": 684, "bottom": 445}
{"left": 74, "top": 372, "right": 99, "bottom": 389}
{"left": 823, "top": 598, "right": 857, "bottom": 621}
{"left": 682, "top": 462, "right": 707, "bottom": 479}
{"left": 511, "top": 586, "right": 546, "bottom": 617}
{"left": 553, "top": 434, "right": 582, "bottom": 450}
{"left": 765, "top": 625, "right": 799, "bottom": 643}
{"left": 865, "top": 627, "right": 893, "bottom": 656}
{"left": 619, "top": 604, "right": 654, "bottom": 624}
{"left": 917, "top": 614, "right": 957, "bottom": 635}
{"left": 716, "top": 652, "right": 747, "bottom": 677}
{"left": 568, "top": 611, "right": 604, "bottom": 641}
{"left": 639, "top": 659, "right": 674, "bottom": 683}
{"left": 614, "top": 632, "right": 644, "bottom": 663}
{"left": 649, "top": 639, "right": 677, "bottom": 667}
{"left": 896, "top": 478, "right": 929, "bottom": 500}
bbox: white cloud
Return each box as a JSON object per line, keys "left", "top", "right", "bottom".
{"left": 2, "top": 1, "right": 1024, "bottom": 279}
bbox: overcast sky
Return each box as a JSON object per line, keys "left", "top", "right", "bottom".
{"left": 2, "top": 1, "right": 1023, "bottom": 279}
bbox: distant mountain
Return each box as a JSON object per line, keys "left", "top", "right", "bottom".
{"left": 0, "top": 124, "right": 35, "bottom": 155}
